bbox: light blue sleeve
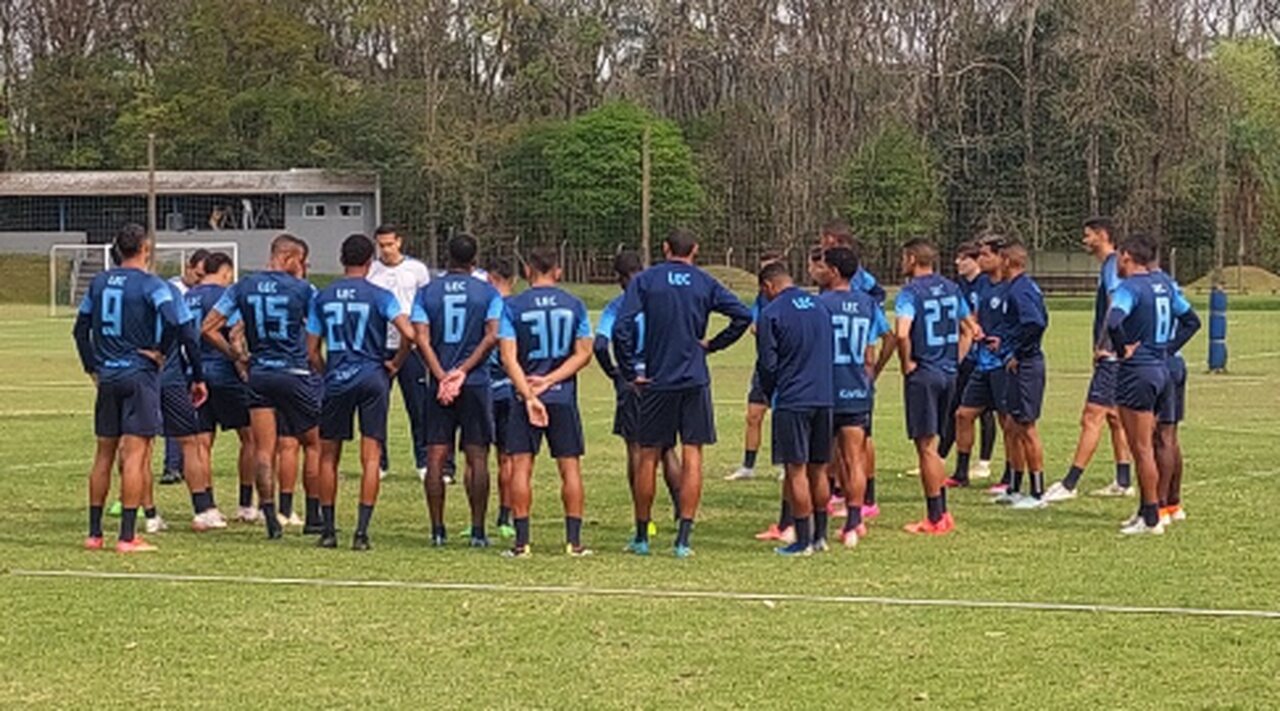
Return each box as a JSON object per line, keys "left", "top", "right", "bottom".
{"left": 596, "top": 300, "right": 618, "bottom": 340}
{"left": 149, "top": 283, "right": 175, "bottom": 309}
{"left": 305, "top": 297, "right": 322, "bottom": 336}
{"left": 77, "top": 287, "right": 94, "bottom": 315}
{"left": 575, "top": 301, "right": 592, "bottom": 339}
{"left": 955, "top": 289, "right": 971, "bottom": 319}
{"left": 1110, "top": 284, "right": 1135, "bottom": 315}
{"left": 1170, "top": 284, "right": 1191, "bottom": 316}
{"left": 854, "top": 268, "right": 876, "bottom": 292}
{"left": 486, "top": 292, "right": 504, "bottom": 321}
{"left": 379, "top": 289, "right": 402, "bottom": 321}
{"left": 1102, "top": 258, "right": 1121, "bottom": 294}
{"left": 410, "top": 289, "right": 429, "bottom": 324}
{"left": 498, "top": 304, "right": 517, "bottom": 340}
{"left": 871, "top": 306, "right": 891, "bottom": 340}
{"left": 227, "top": 310, "right": 241, "bottom": 328}
{"left": 894, "top": 289, "right": 916, "bottom": 320}
{"left": 174, "top": 291, "right": 194, "bottom": 324}
{"left": 212, "top": 283, "right": 238, "bottom": 317}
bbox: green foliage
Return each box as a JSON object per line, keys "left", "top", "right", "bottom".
{"left": 841, "top": 123, "right": 944, "bottom": 250}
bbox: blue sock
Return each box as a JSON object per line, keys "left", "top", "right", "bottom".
{"left": 844, "top": 505, "right": 862, "bottom": 532}
{"left": 279, "top": 492, "right": 294, "bottom": 518}
{"left": 926, "top": 496, "right": 943, "bottom": 524}
{"left": 743, "top": 450, "right": 758, "bottom": 469}
{"left": 239, "top": 484, "right": 253, "bottom": 508}
{"left": 635, "top": 518, "right": 650, "bottom": 543}
{"left": 865, "top": 478, "right": 877, "bottom": 505}
{"left": 778, "top": 499, "right": 793, "bottom": 529}
{"left": 261, "top": 503, "right": 280, "bottom": 536}
{"left": 356, "top": 504, "right": 374, "bottom": 536}
{"left": 793, "top": 516, "right": 812, "bottom": 547}
{"left": 813, "top": 511, "right": 828, "bottom": 544}
{"left": 89, "top": 505, "right": 104, "bottom": 538}
{"left": 675, "top": 518, "right": 693, "bottom": 548}
{"left": 1063, "top": 465, "right": 1084, "bottom": 490}
{"left": 954, "top": 452, "right": 971, "bottom": 482}
{"left": 120, "top": 508, "right": 138, "bottom": 541}
{"left": 565, "top": 517, "right": 582, "bottom": 546}
{"left": 321, "top": 505, "right": 336, "bottom": 535}
{"left": 1116, "top": 463, "right": 1132, "bottom": 489}
{"left": 514, "top": 517, "right": 530, "bottom": 548}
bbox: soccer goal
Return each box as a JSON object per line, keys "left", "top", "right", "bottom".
{"left": 48, "top": 241, "right": 240, "bottom": 317}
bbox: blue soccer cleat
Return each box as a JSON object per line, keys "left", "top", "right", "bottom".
{"left": 673, "top": 544, "right": 695, "bottom": 559}
{"left": 774, "top": 542, "right": 813, "bottom": 557}
{"left": 624, "top": 539, "right": 650, "bottom": 556}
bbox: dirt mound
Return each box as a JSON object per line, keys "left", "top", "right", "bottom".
{"left": 1186, "top": 265, "right": 1280, "bottom": 293}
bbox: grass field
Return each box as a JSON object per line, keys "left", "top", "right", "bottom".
{"left": 2, "top": 298, "right": 1280, "bottom": 708}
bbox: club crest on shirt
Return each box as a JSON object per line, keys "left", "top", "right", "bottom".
{"left": 535, "top": 295, "right": 558, "bottom": 307}
{"left": 792, "top": 296, "right": 815, "bottom": 310}
{"left": 667, "top": 272, "right": 692, "bottom": 286}
{"left": 841, "top": 301, "right": 861, "bottom": 314}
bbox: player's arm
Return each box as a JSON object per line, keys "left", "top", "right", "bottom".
{"left": 893, "top": 291, "right": 917, "bottom": 374}
{"left": 156, "top": 289, "right": 204, "bottom": 385}
{"left": 958, "top": 314, "right": 978, "bottom": 366}
{"left": 72, "top": 291, "right": 96, "bottom": 379}
{"left": 202, "top": 285, "right": 242, "bottom": 362}
{"left": 408, "top": 290, "right": 449, "bottom": 382}
{"left": 388, "top": 314, "right": 417, "bottom": 373}
{"left": 754, "top": 312, "right": 779, "bottom": 401}
{"left": 593, "top": 305, "right": 620, "bottom": 381}
{"left": 451, "top": 317, "right": 497, "bottom": 378}
{"left": 534, "top": 309, "right": 595, "bottom": 395}
{"left": 1105, "top": 285, "right": 1135, "bottom": 360}
{"left": 706, "top": 281, "right": 752, "bottom": 352}
{"left": 304, "top": 298, "right": 326, "bottom": 373}
{"left": 613, "top": 280, "right": 642, "bottom": 382}
{"left": 499, "top": 333, "right": 548, "bottom": 428}
{"left": 869, "top": 308, "right": 896, "bottom": 380}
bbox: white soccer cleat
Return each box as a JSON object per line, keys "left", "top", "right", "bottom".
{"left": 972, "top": 460, "right": 993, "bottom": 480}
{"left": 416, "top": 467, "right": 427, "bottom": 482}
{"left": 840, "top": 528, "right": 860, "bottom": 549}
{"left": 1010, "top": 496, "right": 1048, "bottom": 510}
{"left": 724, "top": 466, "right": 755, "bottom": 482}
{"left": 191, "top": 511, "right": 227, "bottom": 532}
{"left": 991, "top": 491, "right": 1023, "bottom": 506}
{"left": 1090, "top": 482, "right": 1135, "bottom": 498}
{"left": 1120, "top": 517, "right": 1165, "bottom": 536}
{"left": 442, "top": 473, "right": 456, "bottom": 486}
{"left": 1042, "top": 482, "right": 1078, "bottom": 504}
{"left": 236, "top": 506, "right": 260, "bottom": 523}
{"left": 145, "top": 514, "right": 168, "bottom": 534}
{"left": 780, "top": 526, "right": 797, "bottom": 544}
{"left": 379, "top": 469, "right": 388, "bottom": 481}
{"left": 207, "top": 508, "right": 228, "bottom": 527}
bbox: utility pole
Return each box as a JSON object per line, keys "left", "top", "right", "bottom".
{"left": 146, "top": 133, "right": 157, "bottom": 240}
{"left": 641, "top": 124, "right": 652, "bottom": 267}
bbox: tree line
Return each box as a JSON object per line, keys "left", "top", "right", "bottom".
{"left": 2, "top": 0, "right": 1280, "bottom": 279}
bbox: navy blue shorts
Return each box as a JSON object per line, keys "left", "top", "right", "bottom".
{"left": 199, "top": 380, "right": 251, "bottom": 432}
{"left": 425, "top": 384, "right": 493, "bottom": 447}
{"left": 1158, "top": 357, "right": 1187, "bottom": 424}
{"left": 506, "top": 400, "right": 585, "bottom": 458}
{"left": 747, "top": 373, "right": 768, "bottom": 406}
{"left": 960, "top": 368, "right": 1007, "bottom": 411}
{"left": 1006, "top": 356, "right": 1046, "bottom": 424}
{"left": 772, "top": 408, "right": 833, "bottom": 466}
{"left": 320, "top": 369, "right": 390, "bottom": 442}
{"left": 1117, "top": 363, "right": 1168, "bottom": 413}
{"left": 161, "top": 383, "right": 201, "bottom": 438}
{"left": 1087, "top": 359, "right": 1119, "bottom": 407}
{"left": 613, "top": 388, "right": 639, "bottom": 441}
{"left": 248, "top": 370, "right": 322, "bottom": 437}
{"left": 94, "top": 372, "right": 162, "bottom": 438}
{"left": 637, "top": 386, "right": 716, "bottom": 449}
{"left": 903, "top": 368, "right": 956, "bottom": 440}
{"left": 492, "top": 397, "right": 513, "bottom": 453}
{"left": 833, "top": 411, "right": 872, "bottom": 435}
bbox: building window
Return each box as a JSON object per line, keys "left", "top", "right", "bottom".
{"left": 303, "top": 202, "right": 326, "bottom": 219}
{"left": 338, "top": 202, "right": 364, "bottom": 218}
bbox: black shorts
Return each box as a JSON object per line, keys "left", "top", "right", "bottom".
{"left": 425, "top": 384, "right": 493, "bottom": 447}
{"left": 161, "top": 383, "right": 201, "bottom": 438}
{"left": 506, "top": 400, "right": 585, "bottom": 458}
{"left": 248, "top": 370, "right": 322, "bottom": 437}
{"left": 1087, "top": 359, "right": 1119, "bottom": 407}
{"left": 1006, "top": 356, "right": 1046, "bottom": 424}
{"left": 612, "top": 388, "right": 639, "bottom": 441}
{"left": 747, "top": 373, "right": 768, "bottom": 406}
{"left": 833, "top": 411, "right": 872, "bottom": 435}
{"left": 1158, "top": 357, "right": 1187, "bottom": 425}
{"left": 903, "top": 368, "right": 956, "bottom": 440}
{"left": 320, "top": 369, "right": 391, "bottom": 442}
{"left": 637, "top": 386, "right": 716, "bottom": 449}
{"left": 1117, "top": 364, "right": 1168, "bottom": 413}
{"left": 772, "top": 408, "right": 833, "bottom": 466}
{"left": 492, "top": 397, "right": 513, "bottom": 453}
{"left": 960, "top": 368, "right": 1007, "bottom": 412}
{"left": 199, "top": 380, "right": 251, "bottom": 432}
{"left": 94, "top": 372, "right": 162, "bottom": 438}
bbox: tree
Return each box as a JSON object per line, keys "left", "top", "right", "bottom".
{"left": 840, "top": 123, "right": 944, "bottom": 254}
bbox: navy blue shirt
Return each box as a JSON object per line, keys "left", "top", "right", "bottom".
{"left": 161, "top": 282, "right": 200, "bottom": 388}
{"left": 756, "top": 286, "right": 834, "bottom": 410}
{"left": 1002, "top": 273, "right": 1048, "bottom": 360}
{"left": 894, "top": 273, "right": 971, "bottom": 374}
{"left": 75, "top": 268, "right": 188, "bottom": 383}
{"left": 819, "top": 288, "right": 890, "bottom": 414}
{"left": 411, "top": 272, "right": 503, "bottom": 387}
{"left": 186, "top": 283, "right": 241, "bottom": 386}
{"left": 596, "top": 293, "right": 646, "bottom": 388}
{"left": 958, "top": 274, "right": 984, "bottom": 362}
{"left": 615, "top": 260, "right": 751, "bottom": 390}
{"left": 1107, "top": 271, "right": 1193, "bottom": 366}
{"left": 213, "top": 271, "right": 316, "bottom": 374}
{"left": 489, "top": 295, "right": 514, "bottom": 402}
{"left": 306, "top": 278, "right": 402, "bottom": 392}
{"left": 1094, "top": 252, "right": 1121, "bottom": 353}
{"left": 973, "top": 278, "right": 1010, "bottom": 372}
{"left": 499, "top": 286, "right": 592, "bottom": 405}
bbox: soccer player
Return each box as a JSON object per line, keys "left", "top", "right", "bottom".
{"left": 755, "top": 262, "right": 834, "bottom": 556}
{"left": 595, "top": 251, "right": 682, "bottom": 531}
{"left": 486, "top": 257, "right": 518, "bottom": 539}
{"left": 367, "top": 225, "right": 432, "bottom": 481}
{"left": 187, "top": 252, "right": 259, "bottom": 523}
{"left": 727, "top": 250, "right": 784, "bottom": 483}
{"left": 73, "top": 223, "right": 206, "bottom": 552}
{"left": 996, "top": 242, "right": 1050, "bottom": 510}
{"left": 1151, "top": 265, "right": 1199, "bottom": 526}
{"left": 1105, "top": 233, "right": 1197, "bottom": 535}
{"left": 816, "top": 247, "right": 894, "bottom": 548}
{"left": 1043, "top": 217, "right": 1133, "bottom": 502}
{"left": 941, "top": 241, "right": 996, "bottom": 482}
{"left": 202, "top": 233, "right": 321, "bottom": 539}
{"left": 497, "top": 246, "right": 595, "bottom": 558}
{"left": 411, "top": 233, "right": 503, "bottom": 547}
{"left": 615, "top": 229, "right": 752, "bottom": 557}
{"left": 894, "top": 238, "right": 976, "bottom": 535}
{"left": 161, "top": 249, "right": 209, "bottom": 485}
{"left": 308, "top": 234, "right": 426, "bottom": 550}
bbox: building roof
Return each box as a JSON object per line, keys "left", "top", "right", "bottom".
{"left": 0, "top": 169, "right": 378, "bottom": 196}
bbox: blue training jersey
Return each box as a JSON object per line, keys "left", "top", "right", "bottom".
{"left": 894, "top": 273, "right": 971, "bottom": 374}
{"left": 819, "top": 288, "right": 890, "bottom": 414}
{"left": 411, "top": 271, "right": 503, "bottom": 387}
{"left": 185, "top": 283, "right": 241, "bottom": 386}
{"left": 160, "top": 282, "right": 199, "bottom": 388}
{"left": 1108, "top": 271, "right": 1192, "bottom": 366}
{"left": 1093, "top": 252, "right": 1121, "bottom": 353}
{"left": 213, "top": 271, "right": 316, "bottom": 373}
{"left": 597, "top": 293, "right": 646, "bottom": 381}
{"left": 1002, "top": 273, "right": 1048, "bottom": 360}
{"left": 958, "top": 274, "right": 984, "bottom": 362}
{"left": 973, "top": 278, "right": 1010, "bottom": 371}
{"left": 306, "top": 277, "right": 402, "bottom": 391}
{"left": 615, "top": 260, "right": 751, "bottom": 390}
{"left": 76, "top": 267, "right": 186, "bottom": 382}
{"left": 852, "top": 267, "right": 885, "bottom": 304}
{"left": 489, "top": 295, "right": 513, "bottom": 402}
{"left": 499, "top": 285, "right": 592, "bottom": 405}
{"left": 756, "top": 286, "right": 834, "bottom": 410}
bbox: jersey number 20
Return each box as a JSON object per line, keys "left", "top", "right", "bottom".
{"left": 832, "top": 314, "right": 871, "bottom": 365}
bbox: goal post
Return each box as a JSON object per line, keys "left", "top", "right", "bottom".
{"left": 48, "top": 240, "right": 240, "bottom": 318}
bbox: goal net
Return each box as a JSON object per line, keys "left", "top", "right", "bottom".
{"left": 48, "top": 241, "right": 240, "bottom": 317}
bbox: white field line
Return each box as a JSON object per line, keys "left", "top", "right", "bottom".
{"left": 9, "top": 569, "right": 1280, "bottom": 621}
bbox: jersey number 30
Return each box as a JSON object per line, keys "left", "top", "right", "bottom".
{"left": 523, "top": 308, "right": 575, "bottom": 359}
